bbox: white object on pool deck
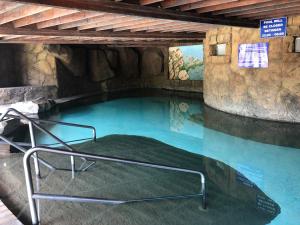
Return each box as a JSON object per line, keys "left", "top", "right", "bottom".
{"left": 0, "top": 121, "right": 7, "bottom": 134}
{"left": 0, "top": 101, "right": 39, "bottom": 115}
{"left": 0, "top": 200, "right": 23, "bottom": 225}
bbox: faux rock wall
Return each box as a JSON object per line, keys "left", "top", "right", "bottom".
{"left": 0, "top": 43, "right": 202, "bottom": 104}
{"left": 0, "top": 86, "right": 57, "bottom": 105}
{"left": 0, "top": 44, "right": 58, "bottom": 104}
{"left": 47, "top": 45, "right": 202, "bottom": 97}
{"left": 204, "top": 16, "right": 300, "bottom": 123}
{"left": 49, "top": 46, "right": 160, "bottom": 97}
{"left": 19, "top": 44, "right": 57, "bottom": 86}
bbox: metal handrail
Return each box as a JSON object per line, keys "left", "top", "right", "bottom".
{"left": 6, "top": 115, "right": 97, "bottom": 142}
{"left": 0, "top": 135, "right": 55, "bottom": 170}
{"left": 24, "top": 147, "right": 206, "bottom": 225}
{"left": 0, "top": 108, "right": 97, "bottom": 177}
{"left": 35, "top": 118, "right": 97, "bottom": 142}
{"left": 0, "top": 138, "right": 93, "bottom": 148}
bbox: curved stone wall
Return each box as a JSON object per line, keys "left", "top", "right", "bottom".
{"left": 204, "top": 16, "right": 300, "bottom": 123}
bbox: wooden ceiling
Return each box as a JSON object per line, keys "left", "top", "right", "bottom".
{"left": 0, "top": 0, "right": 298, "bottom": 46}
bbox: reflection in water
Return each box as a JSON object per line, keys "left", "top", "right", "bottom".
{"left": 203, "top": 104, "right": 300, "bottom": 149}
{"left": 34, "top": 96, "right": 300, "bottom": 225}
{"left": 170, "top": 99, "right": 203, "bottom": 138}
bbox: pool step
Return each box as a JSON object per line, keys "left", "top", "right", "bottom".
{"left": 0, "top": 201, "right": 23, "bottom": 225}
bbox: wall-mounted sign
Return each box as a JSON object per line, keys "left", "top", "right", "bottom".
{"left": 238, "top": 43, "right": 269, "bottom": 68}
{"left": 260, "top": 17, "right": 287, "bottom": 38}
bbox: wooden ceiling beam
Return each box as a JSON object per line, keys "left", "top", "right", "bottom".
{"left": 129, "top": 21, "right": 177, "bottom": 32}
{"left": 157, "top": 24, "right": 211, "bottom": 33}
{"left": 106, "top": 42, "right": 203, "bottom": 47}
{"left": 21, "top": 35, "right": 57, "bottom": 40}
{"left": 111, "top": 20, "right": 155, "bottom": 32}
{"left": 152, "top": 27, "right": 205, "bottom": 33}
{"left": 241, "top": 8, "right": 300, "bottom": 19}
{"left": 95, "top": 17, "right": 142, "bottom": 31}
{"left": 0, "top": 0, "right": 258, "bottom": 27}
{"left": 0, "top": 4, "right": 50, "bottom": 25}
{"left": 140, "top": 0, "right": 163, "bottom": 6}
{"left": 36, "top": 11, "right": 100, "bottom": 29}
{"left": 213, "top": 0, "right": 300, "bottom": 15}
{"left": 0, "top": 33, "right": 203, "bottom": 42}
{"left": 251, "top": 10, "right": 300, "bottom": 20}
{"left": 196, "top": 0, "right": 272, "bottom": 14}
{"left": 162, "top": 0, "right": 203, "bottom": 9}
{"left": 234, "top": 3, "right": 300, "bottom": 18}
{"left": 58, "top": 13, "right": 107, "bottom": 30}
{"left": 181, "top": 0, "right": 238, "bottom": 12}
{"left": 0, "top": 2, "right": 23, "bottom": 14}
{"left": 0, "top": 26, "right": 205, "bottom": 40}
{"left": 140, "top": 22, "right": 209, "bottom": 32}
{"left": 131, "top": 22, "right": 209, "bottom": 32}
{"left": 1, "top": 34, "right": 25, "bottom": 40}
{"left": 149, "top": 26, "right": 208, "bottom": 33}
{"left": 131, "top": 19, "right": 202, "bottom": 28}
{"left": 14, "top": 8, "right": 78, "bottom": 27}
{"left": 94, "top": 18, "right": 148, "bottom": 31}
{"left": 78, "top": 14, "right": 129, "bottom": 31}
{"left": 114, "top": 20, "right": 171, "bottom": 32}
{"left": 0, "top": 38, "right": 202, "bottom": 45}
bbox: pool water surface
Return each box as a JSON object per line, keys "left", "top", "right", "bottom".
{"left": 37, "top": 96, "right": 300, "bottom": 225}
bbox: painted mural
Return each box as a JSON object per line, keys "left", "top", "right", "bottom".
{"left": 169, "top": 45, "right": 204, "bottom": 80}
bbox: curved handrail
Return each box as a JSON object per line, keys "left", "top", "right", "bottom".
{"left": 0, "top": 108, "right": 97, "bottom": 176}
{"left": 2, "top": 113, "right": 97, "bottom": 142}
{"left": 0, "top": 134, "right": 55, "bottom": 170}
{"left": 24, "top": 147, "right": 206, "bottom": 225}
{"left": 0, "top": 108, "right": 76, "bottom": 152}
{"left": 0, "top": 138, "right": 93, "bottom": 148}
{"left": 34, "top": 118, "right": 97, "bottom": 142}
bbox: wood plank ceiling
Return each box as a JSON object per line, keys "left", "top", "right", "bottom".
{"left": 0, "top": 0, "right": 298, "bottom": 47}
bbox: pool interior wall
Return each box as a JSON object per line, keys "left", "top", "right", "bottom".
{"left": 1, "top": 90, "right": 300, "bottom": 225}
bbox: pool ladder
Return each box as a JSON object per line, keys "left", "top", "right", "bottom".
{"left": 0, "top": 108, "right": 97, "bottom": 177}
{"left": 0, "top": 108, "right": 206, "bottom": 225}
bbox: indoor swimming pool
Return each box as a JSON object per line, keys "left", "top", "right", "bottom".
{"left": 33, "top": 96, "right": 300, "bottom": 225}
{"left": 1, "top": 95, "right": 300, "bottom": 225}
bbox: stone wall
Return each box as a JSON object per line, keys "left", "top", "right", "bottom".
{"left": 0, "top": 44, "right": 58, "bottom": 88}
{"left": 46, "top": 46, "right": 167, "bottom": 97}
{"left": 18, "top": 44, "right": 57, "bottom": 86}
{"left": 47, "top": 45, "right": 202, "bottom": 97}
{"left": 204, "top": 16, "right": 300, "bottom": 123}
{"left": 0, "top": 86, "right": 57, "bottom": 105}
{"left": 0, "top": 44, "right": 58, "bottom": 105}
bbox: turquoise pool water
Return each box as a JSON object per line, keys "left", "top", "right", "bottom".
{"left": 38, "top": 96, "right": 300, "bottom": 225}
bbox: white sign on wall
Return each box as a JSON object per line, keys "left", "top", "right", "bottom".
{"left": 238, "top": 43, "right": 269, "bottom": 68}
